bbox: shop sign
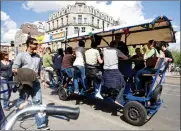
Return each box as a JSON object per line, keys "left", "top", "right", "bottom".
{"left": 52, "top": 31, "right": 65, "bottom": 40}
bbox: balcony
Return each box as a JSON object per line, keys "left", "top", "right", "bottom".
{"left": 46, "top": 22, "right": 102, "bottom": 32}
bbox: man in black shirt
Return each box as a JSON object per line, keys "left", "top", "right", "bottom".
{"left": 160, "top": 41, "right": 174, "bottom": 63}
{"left": 115, "top": 33, "right": 129, "bottom": 56}
{"left": 160, "top": 41, "right": 174, "bottom": 73}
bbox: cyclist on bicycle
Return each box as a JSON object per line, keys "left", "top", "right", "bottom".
{"left": 42, "top": 47, "right": 54, "bottom": 86}
{"left": 73, "top": 40, "right": 87, "bottom": 94}
{"left": 85, "top": 41, "right": 103, "bottom": 93}
{"left": 62, "top": 47, "right": 75, "bottom": 80}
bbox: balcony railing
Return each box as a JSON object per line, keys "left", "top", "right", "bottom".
{"left": 46, "top": 22, "right": 102, "bottom": 32}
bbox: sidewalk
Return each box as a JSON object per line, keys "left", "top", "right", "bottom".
{"left": 165, "top": 72, "right": 180, "bottom": 78}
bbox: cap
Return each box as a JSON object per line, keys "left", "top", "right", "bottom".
{"left": 14, "top": 68, "right": 37, "bottom": 89}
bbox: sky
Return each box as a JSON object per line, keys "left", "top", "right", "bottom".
{"left": 1, "top": 1, "right": 180, "bottom": 50}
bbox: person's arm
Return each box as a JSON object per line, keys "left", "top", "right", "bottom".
{"left": 167, "top": 50, "right": 174, "bottom": 63}
{"left": 38, "top": 58, "right": 42, "bottom": 77}
{"left": 12, "top": 53, "right": 22, "bottom": 72}
{"left": 117, "top": 49, "right": 129, "bottom": 60}
{"left": 96, "top": 50, "right": 103, "bottom": 64}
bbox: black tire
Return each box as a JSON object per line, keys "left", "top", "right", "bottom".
{"left": 150, "top": 84, "right": 162, "bottom": 104}
{"left": 58, "top": 87, "right": 68, "bottom": 101}
{"left": 123, "top": 101, "right": 147, "bottom": 126}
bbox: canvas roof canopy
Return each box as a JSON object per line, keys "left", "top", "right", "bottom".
{"left": 63, "top": 16, "right": 176, "bottom": 49}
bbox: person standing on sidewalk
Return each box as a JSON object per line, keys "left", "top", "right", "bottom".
{"left": 12, "top": 37, "right": 49, "bottom": 130}
{"left": 0, "top": 51, "right": 13, "bottom": 111}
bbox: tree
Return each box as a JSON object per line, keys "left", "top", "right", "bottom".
{"left": 170, "top": 49, "right": 181, "bottom": 66}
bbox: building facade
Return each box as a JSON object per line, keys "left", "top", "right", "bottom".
{"left": 14, "top": 22, "right": 45, "bottom": 54}
{"left": 46, "top": 1, "right": 118, "bottom": 37}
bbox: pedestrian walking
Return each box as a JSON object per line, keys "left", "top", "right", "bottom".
{"left": 12, "top": 37, "right": 49, "bottom": 130}
{"left": 0, "top": 51, "right": 13, "bottom": 111}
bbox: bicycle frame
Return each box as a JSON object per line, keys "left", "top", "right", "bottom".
{"left": 4, "top": 105, "right": 46, "bottom": 130}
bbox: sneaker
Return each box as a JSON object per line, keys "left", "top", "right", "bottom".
{"left": 4, "top": 107, "right": 10, "bottom": 111}
{"left": 74, "top": 91, "right": 80, "bottom": 95}
{"left": 95, "top": 93, "right": 104, "bottom": 100}
{"left": 39, "top": 126, "right": 50, "bottom": 130}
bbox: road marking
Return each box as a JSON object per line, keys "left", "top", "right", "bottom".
{"left": 162, "top": 93, "right": 180, "bottom": 97}
{"left": 42, "top": 93, "right": 146, "bottom": 130}
{"left": 163, "top": 84, "right": 180, "bottom": 88}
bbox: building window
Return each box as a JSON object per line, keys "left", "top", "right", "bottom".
{"left": 91, "top": 8, "right": 93, "bottom": 13}
{"left": 92, "top": 28, "right": 94, "bottom": 31}
{"left": 92, "top": 17, "right": 94, "bottom": 25}
{"left": 97, "top": 19, "right": 99, "bottom": 27}
{"left": 73, "top": 17, "right": 76, "bottom": 23}
{"left": 94, "top": 10, "right": 96, "bottom": 15}
{"left": 57, "top": 19, "right": 59, "bottom": 28}
{"left": 66, "top": 15, "right": 68, "bottom": 25}
{"left": 82, "top": 27, "right": 85, "bottom": 32}
{"left": 65, "top": 9, "right": 67, "bottom": 14}
{"left": 78, "top": 5, "right": 82, "bottom": 12}
{"left": 107, "top": 24, "right": 109, "bottom": 27}
{"left": 74, "top": 27, "right": 78, "bottom": 34}
{"left": 48, "top": 23, "right": 50, "bottom": 31}
{"left": 61, "top": 18, "right": 63, "bottom": 26}
{"left": 78, "top": 15, "right": 82, "bottom": 24}
{"left": 84, "top": 18, "right": 87, "bottom": 24}
{"left": 52, "top": 21, "right": 54, "bottom": 29}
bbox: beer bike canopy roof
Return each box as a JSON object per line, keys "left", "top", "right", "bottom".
{"left": 63, "top": 16, "right": 177, "bottom": 48}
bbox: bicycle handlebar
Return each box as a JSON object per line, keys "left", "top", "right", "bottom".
{"left": 4, "top": 105, "right": 80, "bottom": 130}
{"left": 46, "top": 106, "right": 80, "bottom": 120}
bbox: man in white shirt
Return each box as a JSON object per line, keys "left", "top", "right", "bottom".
{"left": 85, "top": 41, "right": 103, "bottom": 93}
{"left": 73, "top": 40, "right": 86, "bottom": 94}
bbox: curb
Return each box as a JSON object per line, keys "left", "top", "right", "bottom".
{"left": 165, "top": 75, "right": 181, "bottom": 78}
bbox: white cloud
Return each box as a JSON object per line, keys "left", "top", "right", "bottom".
{"left": 3, "top": 29, "right": 19, "bottom": 42}
{"left": 22, "top": 1, "right": 75, "bottom": 13}
{"left": 1, "top": 11, "right": 18, "bottom": 42}
{"left": 169, "top": 31, "right": 180, "bottom": 50}
{"left": 1, "top": 11, "right": 10, "bottom": 21}
{"left": 22, "top": 1, "right": 153, "bottom": 25}
{"left": 3, "top": 19, "right": 17, "bottom": 30}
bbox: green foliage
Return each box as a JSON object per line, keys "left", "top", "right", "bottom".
{"left": 170, "top": 49, "right": 181, "bottom": 65}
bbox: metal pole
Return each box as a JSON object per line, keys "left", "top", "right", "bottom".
{"left": 78, "top": 27, "right": 80, "bottom": 37}
{"left": 65, "top": 29, "right": 68, "bottom": 52}
{"left": 112, "top": 30, "right": 114, "bottom": 41}
{"left": 103, "top": 21, "right": 104, "bottom": 32}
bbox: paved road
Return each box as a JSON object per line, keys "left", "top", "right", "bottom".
{"left": 2, "top": 77, "right": 180, "bottom": 130}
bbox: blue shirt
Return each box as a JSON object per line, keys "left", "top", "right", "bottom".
{"left": 53, "top": 53, "right": 62, "bottom": 70}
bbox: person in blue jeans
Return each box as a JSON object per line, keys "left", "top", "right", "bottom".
{"left": 73, "top": 40, "right": 87, "bottom": 94}
{"left": 0, "top": 51, "right": 13, "bottom": 111}
{"left": 12, "top": 37, "right": 49, "bottom": 130}
{"left": 62, "top": 47, "right": 75, "bottom": 88}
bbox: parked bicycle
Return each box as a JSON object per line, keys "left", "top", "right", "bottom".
{"left": 170, "top": 65, "right": 181, "bottom": 76}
